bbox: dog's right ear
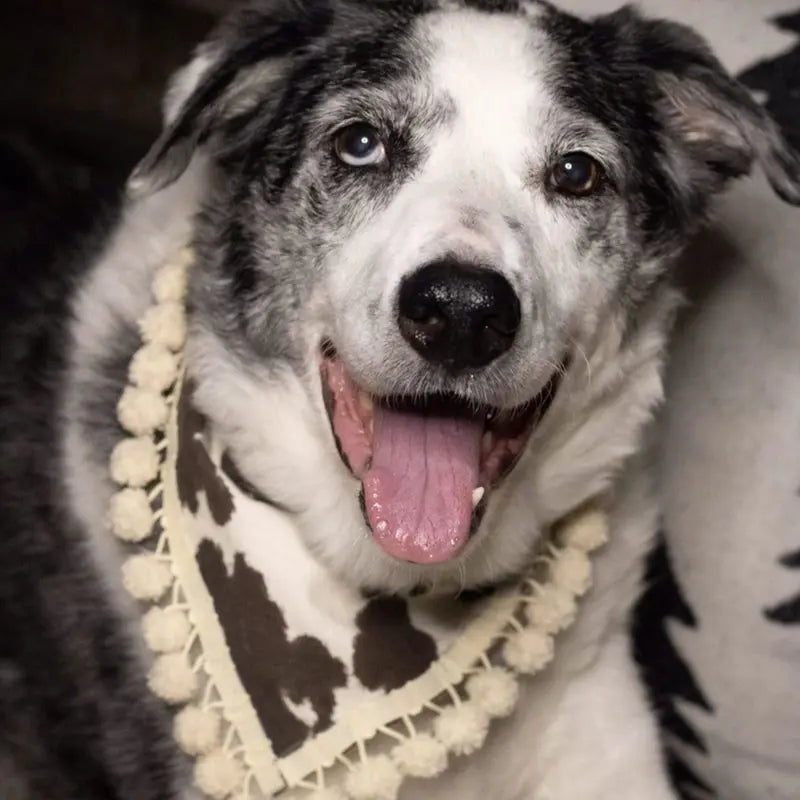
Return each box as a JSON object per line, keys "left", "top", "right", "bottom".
{"left": 626, "top": 9, "right": 800, "bottom": 205}
{"left": 127, "top": 1, "right": 331, "bottom": 199}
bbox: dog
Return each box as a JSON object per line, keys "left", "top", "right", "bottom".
{"left": 1, "top": 1, "right": 799, "bottom": 798}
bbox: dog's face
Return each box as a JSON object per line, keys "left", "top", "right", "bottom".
{"left": 133, "top": 0, "right": 800, "bottom": 593}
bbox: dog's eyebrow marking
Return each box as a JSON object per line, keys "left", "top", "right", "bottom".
{"left": 503, "top": 214, "right": 523, "bottom": 231}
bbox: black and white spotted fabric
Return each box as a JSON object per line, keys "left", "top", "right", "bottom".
{"left": 565, "top": 1, "right": 800, "bottom": 798}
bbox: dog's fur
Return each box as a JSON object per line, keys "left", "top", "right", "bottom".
{"left": 2, "top": 1, "right": 799, "bottom": 798}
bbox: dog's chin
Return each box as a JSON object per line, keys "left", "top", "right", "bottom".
{"left": 319, "top": 340, "right": 564, "bottom": 568}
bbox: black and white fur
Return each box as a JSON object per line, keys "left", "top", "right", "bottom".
{"left": 2, "top": 1, "right": 799, "bottom": 798}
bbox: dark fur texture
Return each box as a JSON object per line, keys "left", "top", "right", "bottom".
{"left": 0, "top": 204, "right": 188, "bottom": 798}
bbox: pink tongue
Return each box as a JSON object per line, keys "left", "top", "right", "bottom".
{"left": 363, "top": 407, "right": 482, "bottom": 564}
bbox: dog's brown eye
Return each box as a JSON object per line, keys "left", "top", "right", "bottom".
{"left": 549, "top": 152, "right": 602, "bottom": 196}
{"left": 333, "top": 123, "right": 386, "bottom": 167}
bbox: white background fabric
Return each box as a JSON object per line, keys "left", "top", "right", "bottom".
{"left": 555, "top": 2, "right": 800, "bottom": 797}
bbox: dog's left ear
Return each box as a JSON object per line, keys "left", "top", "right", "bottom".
{"left": 127, "top": 0, "right": 329, "bottom": 199}
{"left": 127, "top": 47, "right": 288, "bottom": 199}
{"left": 641, "top": 14, "right": 800, "bottom": 205}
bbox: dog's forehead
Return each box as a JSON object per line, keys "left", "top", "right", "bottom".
{"left": 310, "top": 5, "right": 564, "bottom": 160}
{"left": 421, "top": 8, "right": 551, "bottom": 133}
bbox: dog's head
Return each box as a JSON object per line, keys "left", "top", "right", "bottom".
{"left": 132, "top": 0, "right": 800, "bottom": 593}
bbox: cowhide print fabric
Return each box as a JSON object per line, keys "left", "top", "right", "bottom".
{"left": 173, "top": 379, "right": 487, "bottom": 764}
{"left": 196, "top": 539, "right": 348, "bottom": 757}
{"left": 565, "top": 1, "right": 800, "bottom": 798}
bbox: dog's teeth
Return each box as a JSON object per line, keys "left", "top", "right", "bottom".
{"left": 358, "top": 391, "right": 373, "bottom": 413}
{"left": 481, "top": 431, "right": 494, "bottom": 456}
{"left": 472, "top": 487, "right": 485, "bottom": 508}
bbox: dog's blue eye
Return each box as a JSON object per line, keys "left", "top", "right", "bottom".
{"left": 334, "top": 123, "right": 386, "bottom": 167}
{"left": 549, "top": 152, "right": 603, "bottom": 196}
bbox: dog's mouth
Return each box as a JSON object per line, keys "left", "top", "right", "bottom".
{"left": 320, "top": 341, "right": 564, "bottom": 566}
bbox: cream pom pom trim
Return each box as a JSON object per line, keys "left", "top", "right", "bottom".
{"left": 108, "top": 245, "right": 610, "bottom": 799}
{"left": 129, "top": 344, "right": 180, "bottom": 393}
{"left": 466, "top": 667, "right": 519, "bottom": 718}
{"left": 390, "top": 735, "right": 448, "bottom": 779}
{"left": 117, "top": 386, "right": 170, "bottom": 437}
{"left": 432, "top": 704, "right": 490, "bottom": 757}
{"left": 109, "top": 488, "right": 154, "bottom": 543}
{"left": 110, "top": 437, "right": 160, "bottom": 487}
{"left": 175, "top": 706, "right": 223, "bottom": 757}
{"left": 196, "top": 750, "right": 246, "bottom": 800}
{"left": 344, "top": 756, "right": 402, "bottom": 800}
{"left": 142, "top": 607, "right": 192, "bottom": 653}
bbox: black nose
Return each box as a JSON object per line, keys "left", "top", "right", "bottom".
{"left": 397, "top": 260, "right": 521, "bottom": 372}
